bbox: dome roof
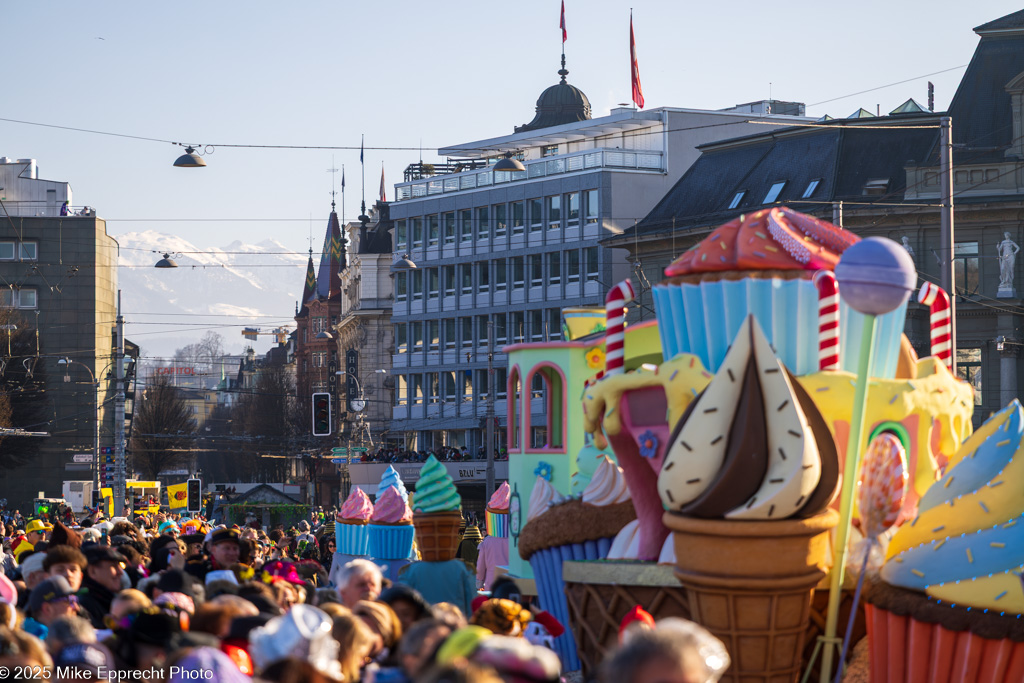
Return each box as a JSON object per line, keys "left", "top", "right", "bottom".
{"left": 515, "top": 68, "right": 592, "bottom": 133}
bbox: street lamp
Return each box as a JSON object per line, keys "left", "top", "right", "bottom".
{"left": 58, "top": 357, "right": 100, "bottom": 496}
{"left": 391, "top": 255, "right": 418, "bottom": 272}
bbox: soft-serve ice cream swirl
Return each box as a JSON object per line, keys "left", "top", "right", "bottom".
{"left": 378, "top": 465, "right": 409, "bottom": 503}
{"left": 882, "top": 400, "right": 1024, "bottom": 612}
{"left": 658, "top": 315, "right": 839, "bottom": 520}
{"left": 371, "top": 486, "right": 413, "bottom": 524}
{"left": 583, "top": 456, "right": 630, "bottom": 506}
{"left": 340, "top": 488, "right": 374, "bottom": 521}
{"left": 527, "top": 477, "right": 567, "bottom": 522}
{"left": 413, "top": 455, "right": 461, "bottom": 513}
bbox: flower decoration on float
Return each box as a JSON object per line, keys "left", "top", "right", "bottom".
{"left": 534, "top": 462, "right": 553, "bottom": 481}
{"left": 638, "top": 430, "right": 659, "bottom": 459}
{"left": 585, "top": 347, "right": 606, "bottom": 370}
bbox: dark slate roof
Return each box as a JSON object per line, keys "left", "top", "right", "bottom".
{"left": 975, "top": 9, "right": 1024, "bottom": 34}
{"left": 629, "top": 121, "right": 939, "bottom": 237}
{"left": 945, "top": 25, "right": 1024, "bottom": 159}
{"left": 359, "top": 201, "right": 394, "bottom": 255}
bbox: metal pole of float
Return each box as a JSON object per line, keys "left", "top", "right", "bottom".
{"left": 940, "top": 116, "right": 957, "bottom": 374}
{"left": 486, "top": 318, "right": 495, "bottom": 496}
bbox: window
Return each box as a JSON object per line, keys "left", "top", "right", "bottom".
{"left": 411, "top": 322, "right": 424, "bottom": 351}
{"left": 585, "top": 247, "right": 599, "bottom": 281}
{"left": 443, "top": 371, "right": 457, "bottom": 401}
{"left": 511, "top": 202, "right": 525, "bottom": 235}
{"left": 547, "top": 252, "right": 561, "bottom": 284}
{"left": 395, "top": 272, "right": 407, "bottom": 300}
{"left": 567, "top": 250, "right": 580, "bottom": 283}
{"left": 477, "top": 315, "right": 489, "bottom": 345}
{"left": 427, "top": 215, "right": 440, "bottom": 246}
{"left": 495, "top": 314, "right": 508, "bottom": 344}
{"left": 427, "top": 372, "right": 439, "bottom": 403}
{"left": 478, "top": 368, "right": 489, "bottom": 400}
{"left": 411, "top": 375, "right": 423, "bottom": 405}
{"left": 763, "top": 182, "right": 786, "bottom": 204}
{"left": 509, "top": 368, "right": 521, "bottom": 449}
{"left": 444, "top": 319, "right": 456, "bottom": 349}
{"left": 529, "top": 199, "right": 544, "bottom": 231}
{"left": 530, "top": 255, "right": 543, "bottom": 287}
{"left": 530, "top": 309, "right": 544, "bottom": 341}
{"left": 397, "top": 375, "right": 407, "bottom": 405}
{"left": 494, "top": 204, "right": 507, "bottom": 239}
{"left": 957, "top": 348, "right": 983, "bottom": 406}
{"left": 511, "top": 312, "right": 525, "bottom": 342}
{"left": 531, "top": 372, "right": 544, "bottom": 399}
{"left": 954, "top": 242, "right": 980, "bottom": 296}
{"left": 494, "top": 259, "right": 507, "bottom": 291}
{"left": 443, "top": 212, "right": 456, "bottom": 244}
{"left": 443, "top": 265, "right": 456, "bottom": 297}
{"left": 548, "top": 308, "right": 562, "bottom": 340}
{"left": 479, "top": 261, "right": 489, "bottom": 288}
{"left": 477, "top": 206, "right": 490, "bottom": 241}
{"left": 512, "top": 257, "right": 525, "bottom": 290}
{"left": 427, "top": 268, "right": 439, "bottom": 300}
{"left": 411, "top": 217, "right": 424, "bottom": 248}
{"left": 802, "top": 179, "right": 821, "bottom": 199}
{"left": 496, "top": 367, "right": 508, "bottom": 399}
{"left": 461, "top": 317, "right": 473, "bottom": 347}
{"left": 18, "top": 242, "right": 37, "bottom": 261}
{"left": 584, "top": 189, "right": 599, "bottom": 224}
{"left": 461, "top": 265, "right": 473, "bottom": 294}
{"left": 411, "top": 270, "right": 423, "bottom": 301}
{"left": 547, "top": 196, "right": 561, "bottom": 229}
{"left": 460, "top": 210, "right": 473, "bottom": 242}
{"left": 728, "top": 191, "right": 745, "bottom": 210}
{"left": 396, "top": 324, "right": 407, "bottom": 354}
{"left": 462, "top": 369, "right": 473, "bottom": 401}
{"left": 0, "top": 241, "right": 36, "bottom": 261}
{"left": 541, "top": 145, "right": 559, "bottom": 157}
{"left": 863, "top": 178, "right": 890, "bottom": 195}
{"left": 428, "top": 320, "right": 439, "bottom": 351}
{"left": 396, "top": 220, "right": 407, "bottom": 248}
{"left": 566, "top": 192, "right": 579, "bottom": 226}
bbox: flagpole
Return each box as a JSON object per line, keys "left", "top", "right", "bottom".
{"left": 360, "top": 134, "right": 366, "bottom": 220}
{"left": 341, "top": 164, "right": 346, "bottom": 226}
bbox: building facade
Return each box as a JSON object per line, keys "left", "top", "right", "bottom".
{"left": 609, "top": 9, "right": 1024, "bottom": 428}
{"left": 387, "top": 67, "right": 809, "bottom": 453}
{"left": 334, "top": 201, "right": 396, "bottom": 451}
{"left": 0, "top": 157, "right": 120, "bottom": 504}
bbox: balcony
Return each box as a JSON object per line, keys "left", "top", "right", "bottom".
{"left": 395, "top": 148, "right": 664, "bottom": 201}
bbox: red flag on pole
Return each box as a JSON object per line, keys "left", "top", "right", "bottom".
{"left": 630, "top": 13, "right": 644, "bottom": 109}
{"left": 560, "top": 1, "right": 567, "bottom": 42}
{"left": 379, "top": 166, "right": 387, "bottom": 202}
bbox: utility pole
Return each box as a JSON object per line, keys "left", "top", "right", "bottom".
{"left": 940, "top": 116, "right": 957, "bottom": 375}
{"left": 831, "top": 201, "right": 843, "bottom": 228}
{"left": 485, "top": 319, "right": 495, "bottom": 496}
{"left": 113, "top": 291, "right": 126, "bottom": 517}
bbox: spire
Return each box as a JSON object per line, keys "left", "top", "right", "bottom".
{"left": 315, "top": 208, "right": 344, "bottom": 299}
{"left": 301, "top": 251, "right": 316, "bottom": 305}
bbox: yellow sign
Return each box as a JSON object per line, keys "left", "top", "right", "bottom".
{"left": 166, "top": 482, "right": 189, "bottom": 509}
{"left": 100, "top": 487, "right": 113, "bottom": 517}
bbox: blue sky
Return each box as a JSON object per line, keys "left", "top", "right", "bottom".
{"left": 2, "top": 1, "right": 1020, "bottom": 254}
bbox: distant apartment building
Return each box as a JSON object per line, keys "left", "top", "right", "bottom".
{"left": 387, "top": 65, "right": 809, "bottom": 452}
{"left": 0, "top": 157, "right": 127, "bottom": 504}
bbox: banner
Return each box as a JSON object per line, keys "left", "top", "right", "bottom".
{"left": 167, "top": 482, "right": 189, "bottom": 509}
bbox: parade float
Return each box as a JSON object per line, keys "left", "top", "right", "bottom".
{"left": 504, "top": 207, "right": 1001, "bottom": 681}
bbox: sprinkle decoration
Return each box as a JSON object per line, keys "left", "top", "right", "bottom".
{"left": 857, "top": 432, "right": 909, "bottom": 539}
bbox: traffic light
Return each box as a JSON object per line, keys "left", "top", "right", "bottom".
{"left": 312, "top": 393, "right": 332, "bottom": 436}
{"left": 91, "top": 490, "right": 102, "bottom": 508}
{"left": 186, "top": 479, "right": 202, "bottom": 513}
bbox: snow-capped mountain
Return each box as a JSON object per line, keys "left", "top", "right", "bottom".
{"left": 116, "top": 231, "right": 309, "bottom": 359}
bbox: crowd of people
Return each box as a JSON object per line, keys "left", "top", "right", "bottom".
{"left": 0, "top": 508, "right": 728, "bottom": 682}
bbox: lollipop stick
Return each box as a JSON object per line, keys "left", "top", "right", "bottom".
{"left": 833, "top": 542, "right": 872, "bottom": 683}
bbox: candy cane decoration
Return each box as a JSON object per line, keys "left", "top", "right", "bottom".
{"left": 813, "top": 270, "right": 841, "bottom": 371}
{"left": 604, "top": 279, "right": 635, "bottom": 376}
{"left": 918, "top": 281, "right": 952, "bottom": 369}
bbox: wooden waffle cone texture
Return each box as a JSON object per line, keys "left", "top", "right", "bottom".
{"left": 664, "top": 510, "right": 838, "bottom": 683}
{"left": 413, "top": 510, "right": 462, "bottom": 562}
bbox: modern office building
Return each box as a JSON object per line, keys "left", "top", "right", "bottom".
{"left": 387, "top": 65, "right": 809, "bottom": 453}
{"left": 0, "top": 157, "right": 122, "bottom": 505}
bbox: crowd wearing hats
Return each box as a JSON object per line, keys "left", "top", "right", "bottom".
{"left": 0, "top": 507, "right": 726, "bottom": 683}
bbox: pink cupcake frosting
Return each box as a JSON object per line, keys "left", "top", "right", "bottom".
{"left": 487, "top": 481, "right": 511, "bottom": 512}
{"left": 340, "top": 487, "right": 374, "bottom": 521}
{"left": 371, "top": 487, "right": 413, "bottom": 524}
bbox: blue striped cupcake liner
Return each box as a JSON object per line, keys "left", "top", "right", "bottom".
{"left": 336, "top": 522, "right": 369, "bottom": 556}
{"left": 368, "top": 524, "right": 415, "bottom": 560}
{"left": 529, "top": 537, "right": 613, "bottom": 671}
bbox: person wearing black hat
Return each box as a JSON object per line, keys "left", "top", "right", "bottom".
{"left": 110, "top": 608, "right": 217, "bottom": 671}
{"left": 78, "top": 546, "right": 126, "bottom": 628}
{"left": 379, "top": 584, "right": 432, "bottom": 633}
{"left": 186, "top": 528, "right": 239, "bottom": 583}
{"left": 23, "top": 576, "right": 79, "bottom": 639}
{"left": 53, "top": 642, "right": 115, "bottom": 683}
